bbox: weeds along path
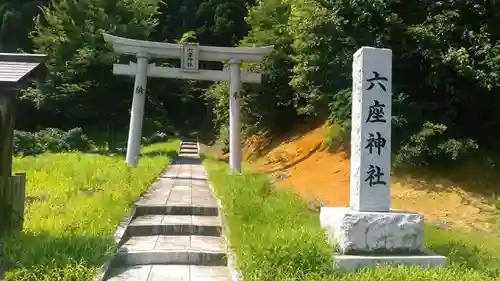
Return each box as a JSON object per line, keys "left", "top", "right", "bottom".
{"left": 0, "top": 140, "right": 179, "bottom": 281}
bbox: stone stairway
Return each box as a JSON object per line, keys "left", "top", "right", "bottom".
{"left": 104, "top": 140, "right": 231, "bottom": 281}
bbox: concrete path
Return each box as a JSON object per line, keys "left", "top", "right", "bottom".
{"left": 105, "top": 140, "right": 231, "bottom": 281}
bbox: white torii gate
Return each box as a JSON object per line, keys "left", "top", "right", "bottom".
{"left": 102, "top": 33, "right": 273, "bottom": 172}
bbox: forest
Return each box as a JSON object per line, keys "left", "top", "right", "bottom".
{"left": 1, "top": 0, "right": 500, "bottom": 166}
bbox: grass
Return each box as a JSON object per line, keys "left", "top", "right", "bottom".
{"left": 203, "top": 156, "right": 500, "bottom": 281}
{"left": 0, "top": 140, "right": 179, "bottom": 281}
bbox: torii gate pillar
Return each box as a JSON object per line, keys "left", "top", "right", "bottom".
{"left": 228, "top": 59, "right": 241, "bottom": 172}
{"left": 126, "top": 52, "right": 149, "bottom": 167}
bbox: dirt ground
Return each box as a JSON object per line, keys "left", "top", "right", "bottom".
{"left": 241, "top": 124, "right": 499, "bottom": 233}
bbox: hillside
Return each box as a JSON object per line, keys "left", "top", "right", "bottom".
{"left": 243, "top": 124, "right": 499, "bottom": 233}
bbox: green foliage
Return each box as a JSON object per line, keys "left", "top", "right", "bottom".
{"left": 206, "top": 0, "right": 301, "bottom": 141}
{"left": 153, "top": 0, "right": 250, "bottom": 46}
{"left": 149, "top": 0, "right": 253, "bottom": 137}
{"left": 205, "top": 82, "right": 230, "bottom": 134}
{"left": 327, "top": 88, "right": 351, "bottom": 125}
{"left": 248, "top": 0, "right": 500, "bottom": 167}
{"left": 22, "top": 0, "right": 160, "bottom": 129}
{"left": 3, "top": 0, "right": 500, "bottom": 167}
{"left": 240, "top": 0, "right": 300, "bottom": 135}
{"left": 0, "top": 140, "right": 179, "bottom": 280}
{"left": 323, "top": 123, "right": 349, "bottom": 151}
{"left": 394, "top": 122, "right": 478, "bottom": 168}
{"left": 13, "top": 128, "right": 96, "bottom": 156}
{"left": 142, "top": 131, "right": 171, "bottom": 145}
{"left": 204, "top": 82, "right": 231, "bottom": 148}
{"left": 177, "top": 31, "right": 198, "bottom": 43}
{"left": 204, "top": 158, "right": 500, "bottom": 281}
{"left": 194, "top": 0, "right": 251, "bottom": 46}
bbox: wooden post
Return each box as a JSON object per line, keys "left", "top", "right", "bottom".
{"left": 14, "top": 173, "right": 26, "bottom": 231}
{"left": 0, "top": 91, "right": 26, "bottom": 233}
{"left": 0, "top": 173, "right": 26, "bottom": 233}
{"left": 0, "top": 91, "right": 16, "bottom": 178}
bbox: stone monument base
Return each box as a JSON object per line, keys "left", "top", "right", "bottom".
{"left": 332, "top": 252, "right": 447, "bottom": 271}
{"left": 320, "top": 207, "right": 446, "bottom": 271}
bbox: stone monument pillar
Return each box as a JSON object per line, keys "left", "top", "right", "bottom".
{"left": 319, "top": 47, "right": 446, "bottom": 271}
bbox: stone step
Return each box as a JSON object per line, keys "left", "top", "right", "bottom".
{"left": 114, "top": 235, "right": 227, "bottom": 266}
{"left": 180, "top": 151, "right": 198, "bottom": 156}
{"left": 180, "top": 149, "right": 198, "bottom": 154}
{"left": 181, "top": 143, "right": 197, "bottom": 147}
{"left": 128, "top": 215, "right": 221, "bottom": 236}
{"left": 134, "top": 184, "right": 218, "bottom": 217}
{"left": 160, "top": 174, "right": 208, "bottom": 181}
{"left": 180, "top": 142, "right": 198, "bottom": 149}
{"left": 107, "top": 265, "right": 231, "bottom": 281}
{"left": 134, "top": 204, "right": 218, "bottom": 217}
{"left": 180, "top": 144, "right": 197, "bottom": 149}
{"left": 180, "top": 143, "right": 197, "bottom": 148}
{"left": 178, "top": 153, "right": 200, "bottom": 159}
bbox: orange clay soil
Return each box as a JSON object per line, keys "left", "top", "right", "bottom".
{"left": 245, "top": 124, "right": 498, "bottom": 232}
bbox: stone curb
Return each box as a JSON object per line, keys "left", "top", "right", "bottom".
{"left": 92, "top": 206, "right": 136, "bottom": 281}
{"left": 197, "top": 136, "right": 241, "bottom": 281}
{"left": 207, "top": 183, "right": 241, "bottom": 281}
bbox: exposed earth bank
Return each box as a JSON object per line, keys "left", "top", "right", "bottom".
{"left": 237, "top": 124, "right": 499, "bottom": 233}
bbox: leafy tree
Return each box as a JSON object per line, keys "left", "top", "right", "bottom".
{"left": 195, "top": 0, "right": 250, "bottom": 46}
{"left": 240, "top": 0, "right": 300, "bottom": 135}
{"left": 23, "top": 0, "right": 160, "bottom": 149}
{"left": 285, "top": 0, "right": 499, "bottom": 166}
{"left": 151, "top": 0, "right": 254, "bottom": 138}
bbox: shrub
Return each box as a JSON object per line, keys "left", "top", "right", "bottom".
{"left": 65, "top": 128, "right": 95, "bottom": 151}
{"left": 13, "top": 131, "right": 44, "bottom": 156}
{"left": 323, "top": 122, "right": 350, "bottom": 151}
{"left": 218, "top": 125, "right": 230, "bottom": 154}
{"left": 394, "top": 122, "right": 478, "bottom": 168}
{"left": 13, "top": 128, "right": 96, "bottom": 156}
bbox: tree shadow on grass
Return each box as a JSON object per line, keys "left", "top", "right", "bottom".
{"left": 88, "top": 148, "right": 178, "bottom": 160}
{"left": 0, "top": 230, "right": 115, "bottom": 280}
{"left": 89, "top": 149, "right": 126, "bottom": 157}
{"left": 140, "top": 150, "right": 178, "bottom": 160}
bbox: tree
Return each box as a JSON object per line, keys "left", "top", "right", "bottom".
{"left": 23, "top": 0, "right": 160, "bottom": 149}
{"left": 150, "top": 0, "right": 254, "bottom": 138}
{"left": 239, "top": 0, "right": 300, "bottom": 135}
{"left": 285, "top": 0, "right": 500, "bottom": 166}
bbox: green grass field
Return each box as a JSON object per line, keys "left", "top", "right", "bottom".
{"left": 203, "top": 157, "right": 500, "bottom": 281}
{"left": 0, "top": 140, "right": 179, "bottom": 281}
